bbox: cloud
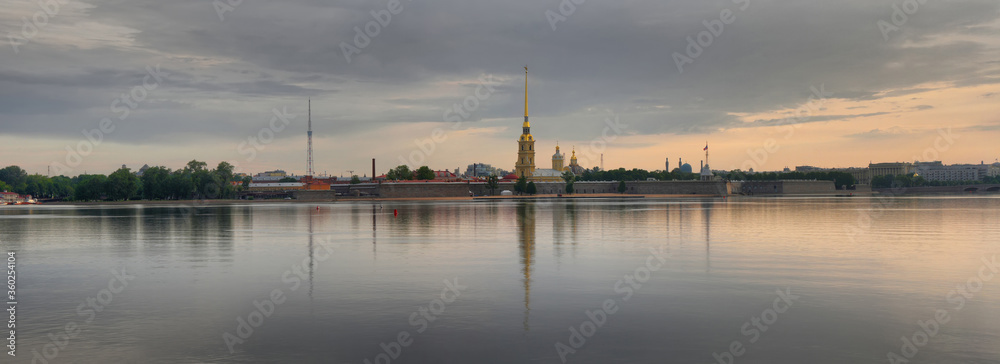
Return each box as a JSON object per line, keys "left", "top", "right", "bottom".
{"left": 846, "top": 126, "right": 912, "bottom": 139}
{"left": 1, "top": 0, "right": 999, "bottom": 174}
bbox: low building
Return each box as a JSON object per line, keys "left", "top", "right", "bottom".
{"left": 869, "top": 162, "right": 913, "bottom": 179}
{"left": 1, "top": 192, "right": 20, "bottom": 204}
{"left": 465, "top": 163, "right": 496, "bottom": 177}
{"left": 248, "top": 182, "right": 304, "bottom": 191}
{"left": 433, "top": 170, "right": 460, "bottom": 181}
{"left": 913, "top": 161, "right": 989, "bottom": 182}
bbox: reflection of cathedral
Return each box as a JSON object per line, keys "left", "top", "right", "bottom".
{"left": 516, "top": 67, "right": 584, "bottom": 182}
{"left": 516, "top": 203, "right": 535, "bottom": 331}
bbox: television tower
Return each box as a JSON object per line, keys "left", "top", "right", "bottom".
{"left": 306, "top": 99, "right": 314, "bottom": 177}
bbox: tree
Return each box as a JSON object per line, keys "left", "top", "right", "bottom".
{"left": 0, "top": 181, "right": 11, "bottom": 192}
{"left": 618, "top": 180, "right": 627, "bottom": 194}
{"left": 23, "top": 174, "right": 53, "bottom": 198}
{"left": 106, "top": 167, "right": 140, "bottom": 201}
{"left": 387, "top": 165, "right": 413, "bottom": 181}
{"left": 185, "top": 160, "right": 208, "bottom": 172}
{"left": 526, "top": 181, "right": 537, "bottom": 195}
{"left": 212, "top": 162, "right": 236, "bottom": 199}
{"left": 74, "top": 174, "right": 108, "bottom": 201}
{"left": 279, "top": 177, "right": 299, "bottom": 183}
{"left": 486, "top": 175, "right": 499, "bottom": 195}
{"left": 141, "top": 166, "right": 171, "bottom": 200}
{"left": 562, "top": 171, "right": 575, "bottom": 194}
{"left": 0, "top": 166, "right": 27, "bottom": 192}
{"left": 50, "top": 176, "right": 74, "bottom": 198}
{"left": 515, "top": 176, "right": 527, "bottom": 195}
{"left": 350, "top": 175, "right": 361, "bottom": 184}
{"left": 241, "top": 176, "right": 252, "bottom": 190}
{"left": 415, "top": 166, "right": 435, "bottom": 180}
{"left": 166, "top": 171, "right": 195, "bottom": 200}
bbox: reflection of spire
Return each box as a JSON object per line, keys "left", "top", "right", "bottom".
{"left": 372, "top": 204, "right": 377, "bottom": 260}
{"left": 516, "top": 203, "right": 535, "bottom": 331}
{"left": 308, "top": 207, "right": 315, "bottom": 301}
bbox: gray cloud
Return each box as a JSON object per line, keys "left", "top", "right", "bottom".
{"left": 1, "top": 0, "right": 999, "bottom": 172}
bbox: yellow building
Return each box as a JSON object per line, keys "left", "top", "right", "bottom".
{"left": 515, "top": 66, "right": 536, "bottom": 179}
{"left": 516, "top": 67, "right": 584, "bottom": 182}
{"left": 552, "top": 144, "right": 565, "bottom": 171}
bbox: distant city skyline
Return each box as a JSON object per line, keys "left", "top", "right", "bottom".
{"left": 2, "top": 1, "right": 999, "bottom": 176}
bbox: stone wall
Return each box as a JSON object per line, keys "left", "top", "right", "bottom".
{"left": 378, "top": 182, "right": 477, "bottom": 198}
{"left": 735, "top": 180, "right": 836, "bottom": 195}
{"left": 381, "top": 180, "right": 732, "bottom": 197}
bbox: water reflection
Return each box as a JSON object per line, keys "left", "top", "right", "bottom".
{"left": 4, "top": 198, "right": 1000, "bottom": 363}
{"left": 516, "top": 202, "right": 535, "bottom": 331}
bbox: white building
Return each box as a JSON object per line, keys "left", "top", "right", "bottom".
{"left": 913, "top": 161, "right": 995, "bottom": 182}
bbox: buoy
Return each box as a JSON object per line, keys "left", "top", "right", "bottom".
{"left": 393, "top": 209, "right": 398, "bottom": 217}
{"left": 316, "top": 206, "right": 320, "bottom": 210}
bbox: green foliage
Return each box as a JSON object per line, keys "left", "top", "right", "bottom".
{"left": 106, "top": 167, "right": 140, "bottom": 201}
{"left": 526, "top": 181, "right": 537, "bottom": 195}
{"left": 561, "top": 171, "right": 575, "bottom": 183}
{"left": 350, "top": 175, "right": 361, "bottom": 184}
{"left": 515, "top": 176, "right": 527, "bottom": 195}
{"left": 387, "top": 165, "right": 413, "bottom": 181}
{"left": 185, "top": 160, "right": 208, "bottom": 172}
{"left": 73, "top": 174, "right": 108, "bottom": 201}
{"left": 241, "top": 176, "right": 252, "bottom": 190}
{"left": 50, "top": 176, "right": 74, "bottom": 198}
{"left": 141, "top": 166, "right": 172, "bottom": 199}
{"left": 23, "top": 174, "right": 53, "bottom": 197}
{"left": 0, "top": 162, "right": 242, "bottom": 201}
{"left": 562, "top": 171, "right": 575, "bottom": 194}
{"left": 414, "top": 166, "right": 435, "bottom": 180}
{"left": 160, "top": 170, "right": 192, "bottom": 200}
{"left": 579, "top": 167, "right": 698, "bottom": 182}
{"left": 279, "top": 177, "right": 299, "bottom": 183}
{"left": 486, "top": 175, "right": 499, "bottom": 195}
{"left": 618, "top": 180, "right": 627, "bottom": 194}
{"left": 0, "top": 166, "right": 27, "bottom": 192}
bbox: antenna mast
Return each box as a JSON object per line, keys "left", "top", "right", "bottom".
{"left": 307, "top": 99, "right": 314, "bottom": 177}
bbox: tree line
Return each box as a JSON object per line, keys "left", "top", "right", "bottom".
{"left": 576, "top": 168, "right": 701, "bottom": 182}
{"left": 385, "top": 165, "right": 437, "bottom": 181}
{"left": 0, "top": 161, "right": 244, "bottom": 202}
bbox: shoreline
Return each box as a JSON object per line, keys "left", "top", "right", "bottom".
{"left": 34, "top": 194, "right": 723, "bottom": 206}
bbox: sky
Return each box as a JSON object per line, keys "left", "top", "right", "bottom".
{"left": 1, "top": 0, "right": 999, "bottom": 177}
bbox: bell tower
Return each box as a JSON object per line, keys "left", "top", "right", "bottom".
{"left": 515, "top": 66, "right": 536, "bottom": 178}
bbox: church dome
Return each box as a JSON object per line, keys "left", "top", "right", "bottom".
{"left": 552, "top": 145, "right": 564, "bottom": 160}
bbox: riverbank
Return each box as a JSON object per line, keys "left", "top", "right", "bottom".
{"left": 33, "top": 193, "right": 726, "bottom": 206}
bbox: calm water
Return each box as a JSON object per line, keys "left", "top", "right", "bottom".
{"left": 3, "top": 197, "right": 1000, "bottom": 363}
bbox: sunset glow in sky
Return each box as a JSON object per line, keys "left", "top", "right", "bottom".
{"left": 2, "top": 0, "right": 998, "bottom": 176}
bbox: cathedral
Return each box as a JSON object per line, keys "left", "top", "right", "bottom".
{"left": 515, "top": 67, "right": 583, "bottom": 182}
